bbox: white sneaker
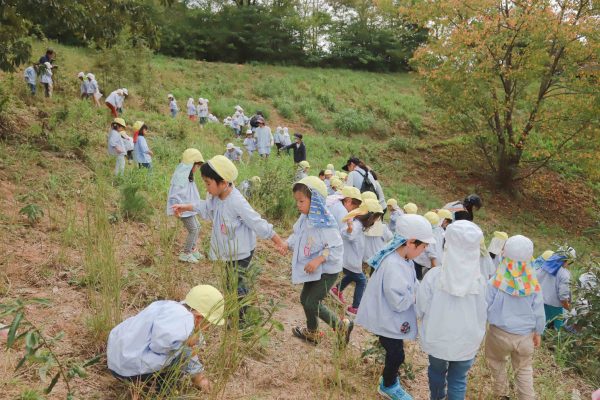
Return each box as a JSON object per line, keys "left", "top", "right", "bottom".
{"left": 179, "top": 253, "right": 199, "bottom": 263}
{"left": 192, "top": 250, "right": 205, "bottom": 260}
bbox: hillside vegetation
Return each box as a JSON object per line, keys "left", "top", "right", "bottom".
{"left": 0, "top": 41, "right": 598, "bottom": 399}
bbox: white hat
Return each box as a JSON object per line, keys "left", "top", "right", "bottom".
{"left": 235, "top": 105, "right": 243, "bottom": 110}
{"left": 86, "top": 73, "right": 95, "bottom": 79}
{"left": 44, "top": 62, "right": 52, "bottom": 69}
{"left": 77, "top": 72, "right": 85, "bottom": 78}
{"left": 226, "top": 143, "right": 234, "bottom": 150}
{"left": 116, "top": 89, "right": 124, "bottom": 96}
{"left": 503, "top": 235, "right": 534, "bottom": 262}
{"left": 168, "top": 93, "right": 174, "bottom": 99}
{"left": 122, "top": 88, "right": 128, "bottom": 96}
{"left": 246, "top": 129, "right": 253, "bottom": 135}
{"left": 396, "top": 214, "right": 435, "bottom": 244}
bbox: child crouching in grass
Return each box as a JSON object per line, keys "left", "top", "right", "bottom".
{"left": 357, "top": 214, "right": 435, "bottom": 400}
{"left": 107, "top": 285, "right": 224, "bottom": 399}
{"left": 286, "top": 176, "right": 354, "bottom": 345}
{"left": 172, "top": 155, "right": 287, "bottom": 319}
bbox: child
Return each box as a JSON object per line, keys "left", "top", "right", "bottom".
{"left": 324, "top": 169, "right": 334, "bottom": 195}
{"left": 107, "top": 118, "right": 127, "bottom": 176}
{"left": 117, "top": 88, "right": 127, "bottom": 114}
{"left": 187, "top": 98, "right": 197, "bottom": 121}
{"left": 386, "top": 199, "right": 404, "bottom": 233}
{"left": 232, "top": 111, "right": 242, "bottom": 137}
{"left": 107, "top": 285, "right": 224, "bottom": 396}
{"left": 40, "top": 62, "right": 53, "bottom": 98}
{"left": 133, "top": 122, "right": 153, "bottom": 169}
{"left": 168, "top": 94, "right": 178, "bottom": 118}
{"left": 326, "top": 163, "right": 336, "bottom": 175}
{"left": 243, "top": 129, "right": 257, "bottom": 159}
{"left": 327, "top": 186, "right": 362, "bottom": 229}
{"left": 403, "top": 202, "right": 418, "bottom": 214}
{"left": 330, "top": 176, "right": 344, "bottom": 193}
{"left": 254, "top": 117, "right": 273, "bottom": 158}
{"left": 106, "top": 89, "right": 125, "bottom": 118}
{"left": 121, "top": 127, "right": 135, "bottom": 165}
{"left": 339, "top": 171, "right": 348, "bottom": 182}
{"left": 357, "top": 214, "right": 435, "bottom": 400}
{"left": 86, "top": 73, "right": 101, "bottom": 107}
{"left": 295, "top": 161, "right": 310, "bottom": 182}
{"left": 318, "top": 170, "right": 326, "bottom": 181}
{"left": 208, "top": 114, "right": 218, "bottom": 123}
{"left": 485, "top": 235, "right": 545, "bottom": 400}
{"left": 416, "top": 220, "right": 487, "bottom": 400}
{"left": 166, "top": 148, "right": 205, "bottom": 263}
{"left": 77, "top": 72, "right": 88, "bottom": 98}
{"left": 488, "top": 231, "right": 509, "bottom": 268}
{"left": 333, "top": 199, "right": 383, "bottom": 317}
{"left": 362, "top": 191, "right": 377, "bottom": 202}
{"left": 274, "top": 126, "right": 283, "bottom": 152}
{"left": 285, "top": 176, "right": 353, "bottom": 344}
{"left": 171, "top": 156, "right": 287, "bottom": 313}
{"left": 537, "top": 247, "right": 575, "bottom": 329}
{"left": 531, "top": 250, "right": 554, "bottom": 269}
{"left": 24, "top": 64, "right": 37, "bottom": 95}
{"left": 240, "top": 176, "right": 261, "bottom": 198}
{"left": 281, "top": 127, "right": 292, "bottom": 152}
{"left": 362, "top": 203, "right": 393, "bottom": 266}
{"left": 224, "top": 143, "right": 243, "bottom": 162}
{"left": 413, "top": 211, "right": 440, "bottom": 279}
{"left": 197, "top": 98, "right": 209, "bottom": 126}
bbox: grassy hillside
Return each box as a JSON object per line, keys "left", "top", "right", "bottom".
{"left": 0, "top": 41, "right": 597, "bottom": 399}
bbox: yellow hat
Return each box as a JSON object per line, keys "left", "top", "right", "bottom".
{"left": 112, "top": 117, "right": 126, "bottom": 127}
{"left": 403, "top": 202, "right": 418, "bottom": 214}
{"left": 299, "top": 160, "right": 310, "bottom": 169}
{"left": 182, "top": 148, "right": 205, "bottom": 164}
{"left": 184, "top": 285, "right": 225, "bottom": 326}
{"left": 362, "top": 191, "right": 377, "bottom": 201}
{"left": 250, "top": 176, "right": 261, "bottom": 184}
{"left": 423, "top": 211, "right": 440, "bottom": 226}
{"left": 541, "top": 250, "right": 554, "bottom": 260}
{"left": 339, "top": 172, "right": 348, "bottom": 180}
{"left": 330, "top": 176, "right": 343, "bottom": 190}
{"left": 493, "top": 231, "right": 509, "bottom": 241}
{"left": 341, "top": 186, "right": 362, "bottom": 202}
{"left": 343, "top": 198, "right": 383, "bottom": 221}
{"left": 324, "top": 169, "right": 333, "bottom": 176}
{"left": 297, "top": 176, "right": 327, "bottom": 198}
{"left": 387, "top": 198, "right": 398, "bottom": 208}
{"left": 326, "top": 163, "right": 335, "bottom": 171}
{"left": 437, "top": 209, "right": 453, "bottom": 221}
{"left": 132, "top": 121, "right": 144, "bottom": 132}
{"left": 208, "top": 155, "right": 238, "bottom": 182}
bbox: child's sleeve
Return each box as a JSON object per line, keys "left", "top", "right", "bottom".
{"left": 532, "top": 291, "right": 546, "bottom": 335}
{"left": 557, "top": 269, "right": 571, "bottom": 302}
{"left": 237, "top": 197, "right": 275, "bottom": 239}
{"left": 191, "top": 197, "right": 212, "bottom": 220}
{"left": 383, "top": 225, "right": 393, "bottom": 241}
{"left": 321, "top": 228, "right": 343, "bottom": 265}
{"left": 340, "top": 220, "right": 361, "bottom": 242}
{"left": 382, "top": 267, "right": 415, "bottom": 313}
{"left": 416, "top": 270, "right": 434, "bottom": 319}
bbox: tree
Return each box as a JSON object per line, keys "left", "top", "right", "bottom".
{"left": 408, "top": 0, "right": 600, "bottom": 190}
{"left": 0, "top": 3, "right": 33, "bottom": 71}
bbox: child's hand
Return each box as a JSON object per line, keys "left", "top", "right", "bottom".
{"left": 192, "top": 373, "right": 211, "bottom": 393}
{"left": 171, "top": 204, "right": 192, "bottom": 216}
{"left": 346, "top": 219, "right": 354, "bottom": 233}
{"left": 304, "top": 258, "right": 321, "bottom": 274}
{"left": 276, "top": 242, "right": 288, "bottom": 256}
{"left": 532, "top": 333, "right": 541, "bottom": 348}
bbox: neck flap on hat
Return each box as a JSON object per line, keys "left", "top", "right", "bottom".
{"left": 171, "top": 163, "right": 194, "bottom": 188}
{"left": 307, "top": 188, "right": 336, "bottom": 229}
{"left": 540, "top": 254, "right": 567, "bottom": 276}
{"left": 368, "top": 234, "right": 407, "bottom": 271}
{"left": 492, "top": 257, "right": 540, "bottom": 296}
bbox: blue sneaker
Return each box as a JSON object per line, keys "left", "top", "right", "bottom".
{"left": 377, "top": 377, "right": 413, "bottom": 400}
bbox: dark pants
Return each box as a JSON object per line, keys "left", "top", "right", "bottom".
{"left": 414, "top": 261, "right": 425, "bottom": 281}
{"left": 42, "top": 83, "right": 51, "bottom": 97}
{"left": 300, "top": 273, "right": 340, "bottom": 331}
{"left": 126, "top": 150, "right": 133, "bottom": 161}
{"left": 28, "top": 83, "right": 36, "bottom": 95}
{"left": 138, "top": 163, "right": 152, "bottom": 169}
{"left": 225, "top": 251, "right": 254, "bottom": 319}
{"left": 338, "top": 268, "right": 367, "bottom": 308}
{"left": 379, "top": 336, "right": 405, "bottom": 387}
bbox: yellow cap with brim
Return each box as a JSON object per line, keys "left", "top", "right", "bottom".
{"left": 208, "top": 155, "right": 238, "bottom": 182}
{"left": 184, "top": 285, "right": 225, "bottom": 326}
{"left": 541, "top": 250, "right": 554, "bottom": 260}
{"left": 387, "top": 198, "right": 398, "bottom": 208}
{"left": 423, "top": 211, "right": 440, "bottom": 226}
{"left": 437, "top": 209, "right": 453, "bottom": 221}
{"left": 297, "top": 176, "right": 327, "bottom": 198}
{"left": 403, "top": 202, "right": 418, "bottom": 214}
{"left": 299, "top": 160, "right": 310, "bottom": 169}
{"left": 330, "top": 176, "right": 343, "bottom": 189}
{"left": 182, "top": 148, "right": 205, "bottom": 164}
{"left": 343, "top": 198, "right": 383, "bottom": 221}
{"left": 113, "top": 118, "right": 126, "bottom": 127}
{"left": 133, "top": 121, "right": 144, "bottom": 132}
{"left": 362, "top": 191, "right": 377, "bottom": 201}
{"left": 341, "top": 186, "right": 362, "bottom": 202}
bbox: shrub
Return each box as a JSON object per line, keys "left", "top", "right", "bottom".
{"left": 388, "top": 136, "right": 415, "bottom": 153}
{"left": 334, "top": 108, "right": 374, "bottom": 133}
{"left": 273, "top": 98, "right": 294, "bottom": 119}
{"left": 120, "top": 184, "right": 153, "bottom": 222}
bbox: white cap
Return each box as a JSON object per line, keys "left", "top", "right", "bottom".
{"left": 168, "top": 93, "right": 174, "bottom": 99}
{"left": 559, "top": 246, "right": 577, "bottom": 259}
{"left": 226, "top": 143, "right": 234, "bottom": 149}
{"left": 502, "top": 235, "right": 534, "bottom": 262}
{"left": 86, "top": 73, "right": 95, "bottom": 79}
{"left": 122, "top": 88, "right": 128, "bottom": 96}
{"left": 396, "top": 214, "right": 435, "bottom": 244}
{"left": 116, "top": 89, "right": 124, "bottom": 96}
{"left": 246, "top": 129, "right": 253, "bottom": 135}
{"left": 44, "top": 62, "right": 52, "bottom": 69}
{"left": 77, "top": 72, "right": 85, "bottom": 78}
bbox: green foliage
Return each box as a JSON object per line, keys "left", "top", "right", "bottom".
{"left": 19, "top": 204, "right": 44, "bottom": 226}
{"left": 388, "top": 136, "right": 415, "bottom": 153}
{"left": 334, "top": 109, "right": 374, "bottom": 134}
{"left": 0, "top": 298, "right": 101, "bottom": 398}
{"left": 120, "top": 183, "right": 153, "bottom": 222}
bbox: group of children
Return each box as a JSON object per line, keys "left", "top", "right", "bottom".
{"left": 107, "top": 118, "right": 153, "bottom": 174}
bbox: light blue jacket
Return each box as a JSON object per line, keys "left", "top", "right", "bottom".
{"left": 363, "top": 225, "right": 393, "bottom": 262}
{"left": 356, "top": 251, "right": 418, "bottom": 340}
{"left": 166, "top": 164, "right": 201, "bottom": 218}
{"left": 287, "top": 214, "right": 343, "bottom": 284}
{"left": 486, "top": 284, "right": 546, "bottom": 335}
{"left": 107, "top": 129, "right": 125, "bottom": 156}
{"left": 133, "top": 136, "right": 152, "bottom": 164}
{"left": 537, "top": 267, "right": 571, "bottom": 307}
{"left": 193, "top": 188, "right": 275, "bottom": 261}
{"left": 341, "top": 220, "right": 365, "bottom": 273}
{"left": 107, "top": 301, "right": 202, "bottom": 377}
{"left": 24, "top": 66, "right": 37, "bottom": 84}
{"left": 329, "top": 200, "right": 348, "bottom": 229}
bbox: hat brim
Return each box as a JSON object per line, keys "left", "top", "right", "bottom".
{"left": 421, "top": 236, "right": 437, "bottom": 245}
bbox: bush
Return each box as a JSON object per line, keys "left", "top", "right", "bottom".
{"left": 305, "top": 110, "right": 330, "bottom": 133}
{"left": 334, "top": 108, "right": 374, "bottom": 133}
{"left": 273, "top": 98, "right": 294, "bottom": 119}
{"left": 388, "top": 136, "right": 415, "bottom": 153}
{"left": 120, "top": 184, "right": 153, "bottom": 222}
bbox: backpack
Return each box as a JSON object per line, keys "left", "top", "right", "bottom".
{"left": 358, "top": 169, "right": 378, "bottom": 198}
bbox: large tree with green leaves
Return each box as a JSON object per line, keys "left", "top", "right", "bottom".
{"left": 408, "top": 0, "right": 600, "bottom": 190}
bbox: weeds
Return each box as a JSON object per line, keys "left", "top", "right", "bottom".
{"left": 19, "top": 204, "right": 44, "bottom": 226}
{"left": 120, "top": 183, "right": 153, "bottom": 222}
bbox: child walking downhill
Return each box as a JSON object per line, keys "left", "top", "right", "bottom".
{"left": 39, "top": 62, "right": 53, "bottom": 98}
{"left": 243, "top": 129, "right": 257, "bottom": 160}
{"left": 171, "top": 155, "right": 287, "bottom": 319}
{"left": 332, "top": 199, "right": 384, "bottom": 317}
{"left": 24, "top": 64, "right": 37, "bottom": 95}
{"left": 107, "top": 118, "right": 127, "bottom": 176}
{"left": 133, "top": 121, "right": 153, "bottom": 169}
{"left": 536, "top": 247, "right": 575, "bottom": 329}
{"left": 356, "top": 214, "right": 436, "bottom": 400}
{"left": 485, "top": 235, "right": 545, "bottom": 400}
{"left": 197, "top": 98, "right": 209, "bottom": 126}
{"left": 285, "top": 176, "right": 354, "bottom": 345}
{"left": 187, "top": 98, "right": 197, "bottom": 121}
{"left": 77, "top": 72, "right": 88, "bottom": 99}
{"left": 166, "top": 148, "right": 206, "bottom": 263}
{"left": 362, "top": 203, "right": 393, "bottom": 277}
{"left": 86, "top": 73, "right": 101, "bottom": 107}
{"left": 327, "top": 186, "right": 362, "bottom": 229}
{"left": 416, "top": 220, "right": 487, "bottom": 400}
{"left": 168, "top": 94, "right": 178, "bottom": 117}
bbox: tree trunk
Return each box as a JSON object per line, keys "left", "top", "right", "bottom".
{"left": 496, "top": 150, "right": 520, "bottom": 192}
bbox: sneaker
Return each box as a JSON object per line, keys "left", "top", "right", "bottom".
{"left": 178, "top": 253, "right": 199, "bottom": 263}
{"left": 346, "top": 306, "right": 358, "bottom": 317}
{"left": 329, "top": 287, "right": 346, "bottom": 305}
{"left": 341, "top": 318, "right": 354, "bottom": 345}
{"left": 292, "top": 326, "right": 323, "bottom": 345}
{"left": 377, "top": 377, "right": 413, "bottom": 400}
{"left": 191, "top": 250, "right": 205, "bottom": 260}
